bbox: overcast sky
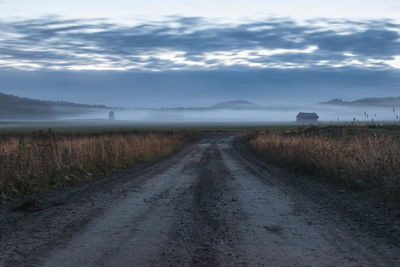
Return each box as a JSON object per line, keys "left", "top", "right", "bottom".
{"left": 0, "top": 0, "right": 399, "bottom": 107}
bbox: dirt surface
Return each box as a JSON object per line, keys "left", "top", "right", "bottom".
{"left": 1, "top": 132, "right": 400, "bottom": 266}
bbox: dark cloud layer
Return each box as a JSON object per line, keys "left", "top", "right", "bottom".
{"left": 0, "top": 17, "right": 399, "bottom": 71}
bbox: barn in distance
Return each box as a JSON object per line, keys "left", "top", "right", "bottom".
{"left": 296, "top": 112, "right": 319, "bottom": 123}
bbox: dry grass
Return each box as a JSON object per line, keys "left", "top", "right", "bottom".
{"left": 249, "top": 129, "right": 400, "bottom": 199}
{"left": 0, "top": 130, "right": 193, "bottom": 200}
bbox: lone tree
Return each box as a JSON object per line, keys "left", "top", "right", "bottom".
{"left": 108, "top": 110, "right": 115, "bottom": 120}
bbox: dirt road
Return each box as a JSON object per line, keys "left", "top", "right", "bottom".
{"left": 1, "top": 133, "right": 399, "bottom": 266}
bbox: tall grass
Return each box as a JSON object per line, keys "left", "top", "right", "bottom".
{"left": 0, "top": 130, "right": 193, "bottom": 200}
{"left": 250, "top": 130, "right": 400, "bottom": 199}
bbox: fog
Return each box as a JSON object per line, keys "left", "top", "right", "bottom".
{"left": 61, "top": 104, "right": 400, "bottom": 124}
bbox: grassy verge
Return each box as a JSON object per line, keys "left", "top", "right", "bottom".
{"left": 0, "top": 129, "right": 195, "bottom": 200}
{"left": 249, "top": 125, "right": 400, "bottom": 202}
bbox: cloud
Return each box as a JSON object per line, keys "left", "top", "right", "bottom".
{"left": 0, "top": 17, "right": 399, "bottom": 71}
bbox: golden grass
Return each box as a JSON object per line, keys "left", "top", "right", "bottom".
{"left": 249, "top": 131, "right": 400, "bottom": 198}
{"left": 0, "top": 130, "right": 193, "bottom": 200}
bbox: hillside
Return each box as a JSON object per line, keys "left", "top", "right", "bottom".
{"left": 210, "top": 100, "right": 265, "bottom": 109}
{"left": 0, "top": 92, "right": 112, "bottom": 120}
{"left": 320, "top": 97, "right": 400, "bottom": 107}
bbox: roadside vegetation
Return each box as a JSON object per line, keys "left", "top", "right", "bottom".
{"left": 249, "top": 125, "right": 400, "bottom": 201}
{"left": 0, "top": 129, "right": 194, "bottom": 200}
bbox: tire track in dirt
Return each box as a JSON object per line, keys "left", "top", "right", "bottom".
{"left": 158, "top": 141, "right": 247, "bottom": 266}
{"left": 40, "top": 143, "right": 209, "bottom": 267}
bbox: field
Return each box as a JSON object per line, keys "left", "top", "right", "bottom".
{"left": 2, "top": 120, "right": 400, "bottom": 203}
{"left": 0, "top": 128, "right": 194, "bottom": 200}
{"left": 249, "top": 124, "right": 400, "bottom": 201}
{"left": 0, "top": 120, "right": 297, "bottom": 133}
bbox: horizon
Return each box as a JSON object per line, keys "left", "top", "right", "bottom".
{"left": 3, "top": 90, "right": 400, "bottom": 123}
{"left": 3, "top": 90, "right": 400, "bottom": 109}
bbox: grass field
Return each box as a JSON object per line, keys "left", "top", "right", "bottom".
{"left": 0, "top": 128, "right": 194, "bottom": 200}
{"left": 0, "top": 120, "right": 298, "bottom": 133}
{"left": 2, "top": 120, "right": 400, "bottom": 202}
{"left": 249, "top": 124, "right": 400, "bottom": 201}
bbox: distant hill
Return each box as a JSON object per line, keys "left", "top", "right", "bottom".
{"left": 0, "top": 92, "right": 113, "bottom": 120}
{"left": 320, "top": 97, "right": 400, "bottom": 107}
{"left": 210, "top": 100, "right": 265, "bottom": 109}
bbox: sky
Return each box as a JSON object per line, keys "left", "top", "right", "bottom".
{"left": 0, "top": 0, "right": 399, "bottom": 107}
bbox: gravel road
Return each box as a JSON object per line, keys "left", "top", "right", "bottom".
{"left": 1, "top": 133, "right": 399, "bottom": 266}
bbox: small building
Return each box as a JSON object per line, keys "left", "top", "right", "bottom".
{"left": 296, "top": 112, "right": 319, "bottom": 123}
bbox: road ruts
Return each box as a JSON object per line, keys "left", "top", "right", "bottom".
{"left": 1, "top": 133, "right": 399, "bottom": 266}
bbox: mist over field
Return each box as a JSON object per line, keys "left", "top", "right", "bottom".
{"left": 48, "top": 104, "right": 400, "bottom": 123}
{"left": 2, "top": 90, "right": 400, "bottom": 123}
